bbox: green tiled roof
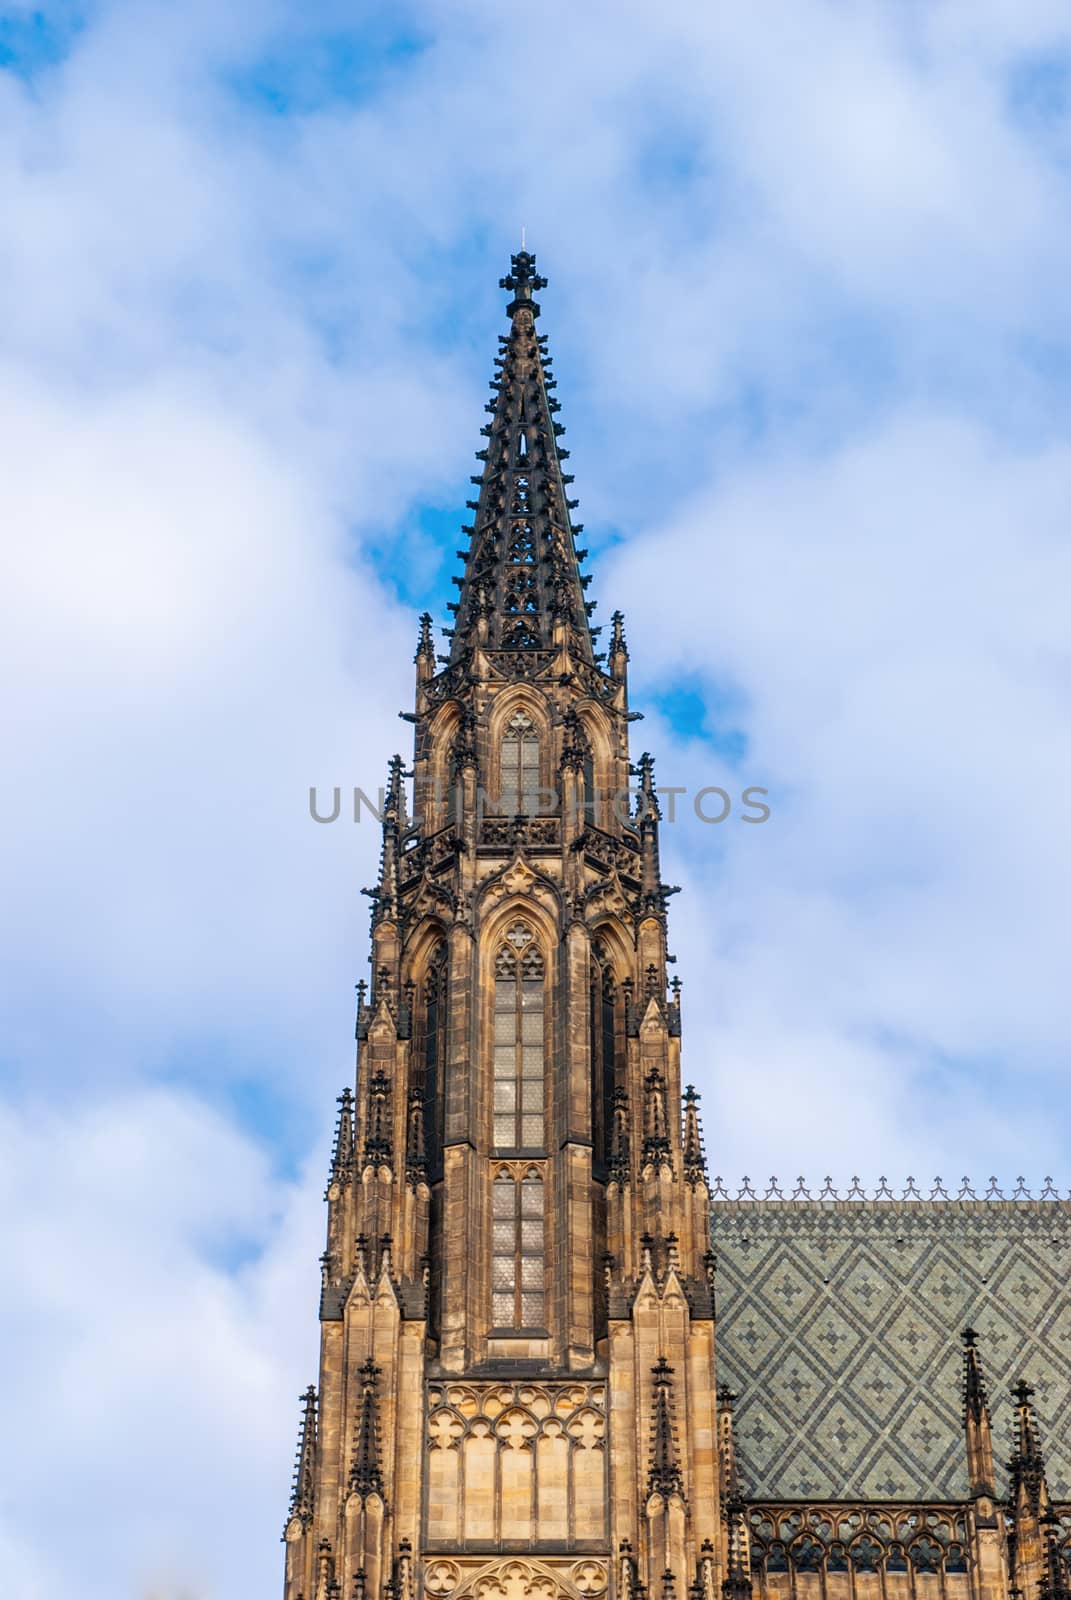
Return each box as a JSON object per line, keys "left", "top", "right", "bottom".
{"left": 711, "top": 1198, "right": 1071, "bottom": 1501}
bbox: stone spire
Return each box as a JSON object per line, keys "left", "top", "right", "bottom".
{"left": 682, "top": 1087, "right": 708, "bottom": 1188}
{"left": 365, "top": 755, "right": 406, "bottom": 927}
{"left": 1008, "top": 1378, "right": 1054, "bottom": 1600}
{"left": 609, "top": 609, "right": 629, "bottom": 681}
{"left": 447, "top": 249, "right": 594, "bottom": 667}
{"left": 287, "top": 1386, "right": 318, "bottom": 1533}
{"left": 648, "top": 1358, "right": 685, "bottom": 1501}
{"left": 350, "top": 1360, "right": 386, "bottom": 1503}
{"left": 1009, "top": 1379, "right": 1050, "bottom": 1519}
{"left": 962, "top": 1327, "right": 997, "bottom": 1499}
{"left": 330, "top": 1088, "right": 355, "bottom": 1187}
{"left": 635, "top": 754, "right": 666, "bottom": 917}
{"left": 1039, "top": 1511, "right": 1071, "bottom": 1600}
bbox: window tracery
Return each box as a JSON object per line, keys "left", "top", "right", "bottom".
{"left": 493, "top": 923, "right": 545, "bottom": 1148}
{"left": 500, "top": 711, "right": 541, "bottom": 814}
{"left": 492, "top": 1167, "right": 545, "bottom": 1329}
{"left": 747, "top": 1507, "right": 971, "bottom": 1582}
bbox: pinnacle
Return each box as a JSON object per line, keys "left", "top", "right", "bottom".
{"left": 648, "top": 1357, "right": 685, "bottom": 1500}
{"left": 961, "top": 1326, "right": 990, "bottom": 1424}
{"left": 286, "top": 1384, "right": 317, "bottom": 1532}
{"left": 1008, "top": 1376, "right": 1049, "bottom": 1516}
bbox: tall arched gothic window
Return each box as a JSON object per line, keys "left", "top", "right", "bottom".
{"left": 589, "top": 950, "right": 617, "bottom": 1177}
{"left": 421, "top": 944, "right": 447, "bottom": 1175}
{"left": 492, "top": 1168, "right": 545, "bottom": 1328}
{"left": 493, "top": 924, "right": 545, "bottom": 1149}
{"left": 500, "top": 711, "right": 541, "bottom": 816}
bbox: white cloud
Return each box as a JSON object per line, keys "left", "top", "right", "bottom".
{"left": 616, "top": 417, "right": 1071, "bottom": 1179}
{"left": 0, "top": 1089, "right": 322, "bottom": 1599}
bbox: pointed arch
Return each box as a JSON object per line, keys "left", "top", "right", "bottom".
{"left": 486, "top": 688, "right": 553, "bottom": 818}
{"left": 493, "top": 922, "right": 546, "bottom": 1150}
{"left": 575, "top": 699, "right": 616, "bottom": 829}
{"left": 424, "top": 700, "right": 464, "bottom": 832}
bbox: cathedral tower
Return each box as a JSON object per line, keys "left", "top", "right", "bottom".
{"left": 283, "top": 252, "right": 723, "bottom": 1600}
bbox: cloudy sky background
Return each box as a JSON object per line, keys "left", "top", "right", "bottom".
{"left": 3, "top": 0, "right": 1071, "bottom": 1592}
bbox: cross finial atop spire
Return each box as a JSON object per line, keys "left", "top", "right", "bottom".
{"left": 500, "top": 248, "right": 547, "bottom": 320}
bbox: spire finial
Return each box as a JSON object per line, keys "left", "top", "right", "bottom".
{"left": 500, "top": 247, "right": 547, "bottom": 320}
{"left": 610, "top": 609, "right": 629, "bottom": 657}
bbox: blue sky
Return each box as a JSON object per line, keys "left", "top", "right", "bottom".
{"left": 3, "top": 0, "right": 1071, "bottom": 1594}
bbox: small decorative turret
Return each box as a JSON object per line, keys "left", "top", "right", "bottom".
{"left": 682, "top": 1087, "right": 708, "bottom": 1188}
{"left": 363, "top": 756, "right": 407, "bottom": 927}
{"left": 648, "top": 1358, "right": 685, "bottom": 1501}
{"left": 722, "top": 1501, "right": 752, "bottom": 1600}
{"left": 414, "top": 612, "right": 435, "bottom": 676}
{"left": 315, "top": 1540, "right": 335, "bottom": 1600}
{"left": 287, "top": 1385, "right": 318, "bottom": 1534}
{"left": 330, "top": 1088, "right": 355, "bottom": 1188}
{"left": 635, "top": 754, "right": 666, "bottom": 917}
{"left": 609, "top": 1087, "right": 632, "bottom": 1184}
{"left": 405, "top": 1083, "right": 426, "bottom": 1188}
{"left": 1009, "top": 1379, "right": 1050, "bottom": 1518}
{"left": 1008, "top": 1377, "right": 1054, "bottom": 1600}
{"left": 609, "top": 609, "right": 629, "bottom": 681}
{"left": 363, "top": 1070, "right": 393, "bottom": 1171}
{"left": 350, "top": 1360, "right": 386, "bottom": 1503}
{"left": 643, "top": 1068, "right": 672, "bottom": 1169}
{"left": 962, "top": 1327, "right": 997, "bottom": 1499}
{"left": 451, "top": 708, "right": 478, "bottom": 777}
{"left": 560, "top": 706, "right": 590, "bottom": 774}
{"left": 1039, "top": 1511, "right": 1071, "bottom": 1600}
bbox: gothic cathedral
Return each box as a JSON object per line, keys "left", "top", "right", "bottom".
{"left": 282, "top": 254, "right": 1071, "bottom": 1600}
